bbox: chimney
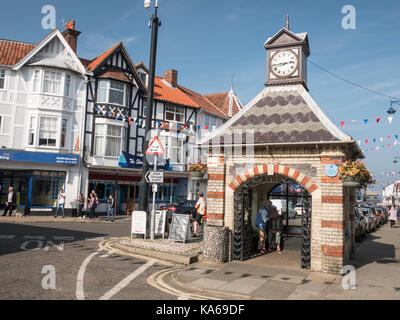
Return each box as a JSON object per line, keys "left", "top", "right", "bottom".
{"left": 163, "top": 69, "right": 178, "bottom": 88}
{"left": 62, "top": 20, "right": 81, "bottom": 53}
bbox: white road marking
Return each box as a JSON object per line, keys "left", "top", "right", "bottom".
{"left": 53, "top": 236, "right": 75, "bottom": 241}
{"left": 85, "top": 237, "right": 105, "bottom": 241}
{"left": 0, "top": 235, "right": 15, "bottom": 240}
{"left": 99, "top": 260, "right": 155, "bottom": 300}
{"left": 99, "top": 252, "right": 112, "bottom": 258}
{"left": 76, "top": 249, "right": 102, "bottom": 300}
{"left": 23, "top": 236, "right": 45, "bottom": 240}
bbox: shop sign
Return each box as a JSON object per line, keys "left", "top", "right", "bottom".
{"left": 0, "top": 150, "right": 79, "bottom": 165}
{"left": 131, "top": 211, "right": 147, "bottom": 238}
{"left": 118, "top": 152, "right": 171, "bottom": 170}
{"left": 168, "top": 214, "right": 191, "bottom": 243}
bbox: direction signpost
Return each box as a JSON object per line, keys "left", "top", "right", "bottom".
{"left": 145, "top": 136, "right": 165, "bottom": 240}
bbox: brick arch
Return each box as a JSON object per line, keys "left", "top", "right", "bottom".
{"left": 228, "top": 164, "right": 319, "bottom": 195}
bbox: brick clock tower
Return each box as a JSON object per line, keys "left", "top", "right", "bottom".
{"left": 264, "top": 16, "right": 310, "bottom": 91}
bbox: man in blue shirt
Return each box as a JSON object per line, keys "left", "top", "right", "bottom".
{"left": 255, "top": 200, "right": 271, "bottom": 254}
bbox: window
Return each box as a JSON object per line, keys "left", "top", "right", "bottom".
{"left": 165, "top": 105, "right": 184, "bottom": 123}
{"left": 32, "top": 70, "right": 40, "bottom": 92}
{"left": 39, "top": 117, "right": 58, "bottom": 147}
{"left": 97, "top": 80, "right": 126, "bottom": 106}
{"left": 109, "top": 81, "right": 125, "bottom": 105}
{"left": 139, "top": 72, "right": 147, "bottom": 86}
{"left": 204, "top": 114, "right": 210, "bottom": 128}
{"left": 169, "top": 137, "right": 184, "bottom": 164}
{"left": 43, "top": 71, "right": 62, "bottom": 95}
{"left": 0, "top": 69, "right": 5, "bottom": 89}
{"left": 60, "top": 119, "right": 68, "bottom": 148}
{"left": 64, "top": 75, "right": 71, "bottom": 97}
{"left": 29, "top": 117, "right": 36, "bottom": 145}
{"left": 94, "top": 124, "right": 127, "bottom": 157}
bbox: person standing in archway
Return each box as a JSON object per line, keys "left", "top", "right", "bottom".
{"left": 268, "top": 205, "right": 284, "bottom": 253}
{"left": 255, "top": 200, "right": 270, "bottom": 254}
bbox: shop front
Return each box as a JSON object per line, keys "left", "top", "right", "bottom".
{"left": 87, "top": 168, "right": 185, "bottom": 216}
{"left": 0, "top": 150, "right": 79, "bottom": 214}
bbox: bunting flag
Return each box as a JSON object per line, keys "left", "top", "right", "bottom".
{"left": 340, "top": 121, "right": 345, "bottom": 127}
{"left": 376, "top": 117, "right": 381, "bottom": 123}
{"left": 388, "top": 117, "right": 393, "bottom": 124}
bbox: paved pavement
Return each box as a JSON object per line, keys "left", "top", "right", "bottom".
{"left": 150, "top": 222, "right": 400, "bottom": 300}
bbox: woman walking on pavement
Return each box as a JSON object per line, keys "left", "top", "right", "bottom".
{"left": 88, "top": 191, "right": 98, "bottom": 220}
{"left": 388, "top": 206, "right": 397, "bottom": 228}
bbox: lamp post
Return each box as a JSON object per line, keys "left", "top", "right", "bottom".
{"left": 138, "top": 0, "right": 161, "bottom": 214}
{"left": 387, "top": 100, "right": 400, "bottom": 115}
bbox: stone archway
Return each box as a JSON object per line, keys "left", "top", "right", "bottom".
{"left": 228, "top": 164, "right": 319, "bottom": 268}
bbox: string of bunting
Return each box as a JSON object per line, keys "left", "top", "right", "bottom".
{"left": 339, "top": 115, "right": 396, "bottom": 128}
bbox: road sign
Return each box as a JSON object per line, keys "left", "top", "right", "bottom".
{"left": 145, "top": 171, "right": 164, "bottom": 184}
{"left": 152, "top": 184, "right": 158, "bottom": 193}
{"left": 145, "top": 136, "right": 165, "bottom": 155}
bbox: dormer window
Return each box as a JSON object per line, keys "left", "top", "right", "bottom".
{"left": 97, "top": 80, "right": 126, "bottom": 106}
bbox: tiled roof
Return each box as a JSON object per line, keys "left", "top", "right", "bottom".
{"left": 98, "top": 70, "right": 131, "bottom": 83}
{"left": 203, "top": 91, "right": 242, "bottom": 117}
{"left": 86, "top": 42, "right": 122, "bottom": 72}
{"left": 154, "top": 77, "right": 199, "bottom": 109}
{"left": 0, "top": 39, "right": 36, "bottom": 66}
{"left": 201, "top": 85, "right": 353, "bottom": 146}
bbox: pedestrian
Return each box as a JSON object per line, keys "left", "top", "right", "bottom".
{"left": 2, "top": 187, "right": 16, "bottom": 217}
{"left": 255, "top": 200, "right": 270, "bottom": 254}
{"left": 55, "top": 189, "right": 66, "bottom": 218}
{"left": 388, "top": 206, "right": 397, "bottom": 228}
{"left": 397, "top": 206, "right": 400, "bottom": 227}
{"left": 194, "top": 192, "right": 206, "bottom": 237}
{"left": 106, "top": 193, "right": 115, "bottom": 222}
{"left": 88, "top": 190, "right": 98, "bottom": 220}
{"left": 267, "top": 205, "right": 284, "bottom": 253}
{"left": 77, "top": 193, "right": 85, "bottom": 219}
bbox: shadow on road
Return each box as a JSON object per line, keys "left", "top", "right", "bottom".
{"left": 0, "top": 223, "right": 107, "bottom": 257}
{"left": 351, "top": 227, "right": 397, "bottom": 269}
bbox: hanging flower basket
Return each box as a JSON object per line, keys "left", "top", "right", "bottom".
{"left": 188, "top": 161, "right": 207, "bottom": 181}
{"left": 338, "top": 161, "right": 375, "bottom": 188}
{"left": 189, "top": 171, "right": 205, "bottom": 181}
{"left": 342, "top": 176, "right": 360, "bottom": 187}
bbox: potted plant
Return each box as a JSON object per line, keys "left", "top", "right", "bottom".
{"left": 338, "top": 160, "right": 376, "bottom": 188}
{"left": 188, "top": 160, "right": 207, "bottom": 181}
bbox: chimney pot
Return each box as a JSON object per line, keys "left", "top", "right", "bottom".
{"left": 62, "top": 20, "right": 81, "bottom": 53}
{"left": 163, "top": 69, "right": 178, "bottom": 88}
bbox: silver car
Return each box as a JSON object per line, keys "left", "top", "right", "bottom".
{"left": 357, "top": 207, "right": 376, "bottom": 232}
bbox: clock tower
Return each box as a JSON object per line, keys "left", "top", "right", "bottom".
{"left": 264, "top": 16, "right": 310, "bottom": 91}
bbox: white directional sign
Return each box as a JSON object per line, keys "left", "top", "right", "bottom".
{"left": 145, "top": 136, "right": 165, "bottom": 155}
{"left": 145, "top": 171, "right": 164, "bottom": 184}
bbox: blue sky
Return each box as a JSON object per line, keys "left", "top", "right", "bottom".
{"left": 2, "top": 0, "right": 400, "bottom": 191}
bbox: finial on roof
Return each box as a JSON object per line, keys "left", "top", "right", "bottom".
{"left": 286, "top": 14, "right": 290, "bottom": 30}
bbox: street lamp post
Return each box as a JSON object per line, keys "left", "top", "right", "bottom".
{"left": 387, "top": 100, "right": 400, "bottom": 115}
{"left": 138, "top": 0, "right": 161, "bottom": 214}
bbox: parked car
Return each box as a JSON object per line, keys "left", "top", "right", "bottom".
{"left": 375, "top": 207, "right": 387, "bottom": 224}
{"left": 159, "top": 200, "right": 198, "bottom": 223}
{"left": 357, "top": 206, "right": 377, "bottom": 232}
{"left": 271, "top": 199, "right": 297, "bottom": 219}
{"left": 355, "top": 209, "right": 367, "bottom": 241}
{"left": 371, "top": 207, "right": 385, "bottom": 226}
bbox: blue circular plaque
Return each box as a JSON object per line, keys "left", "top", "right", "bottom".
{"left": 325, "top": 164, "right": 338, "bottom": 177}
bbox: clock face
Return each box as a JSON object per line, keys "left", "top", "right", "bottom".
{"left": 270, "top": 50, "right": 298, "bottom": 77}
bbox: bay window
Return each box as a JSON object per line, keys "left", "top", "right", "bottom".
{"left": 43, "top": 71, "right": 62, "bottom": 95}
{"left": 32, "top": 70, "right": 40, "bottom": 92}
{"left": 39, "top": 116, "right": 58, "bottom": 147}
{"left": 29, "top": 116, "right": 36, "bottom": 146}
{"left": 165, "top": 104, "right": 184, "bottom": 123}
{"left": 169, "top": 137, "right": 184, "bottom": 164}
{"left": 60, "top": 119, "right": 68, "bottom": 148}
{"left": 0, "top": 69, "right": 6, "bottom": 89}
{"left": 94, "top": 123, "right": 127, "bottom": 157}
{"left": 64, "top": 74, "right": 71, "bottom": 97}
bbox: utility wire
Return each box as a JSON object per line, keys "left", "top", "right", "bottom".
{"left": 308, "top": 59, "right": 400, "bottom": 101}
